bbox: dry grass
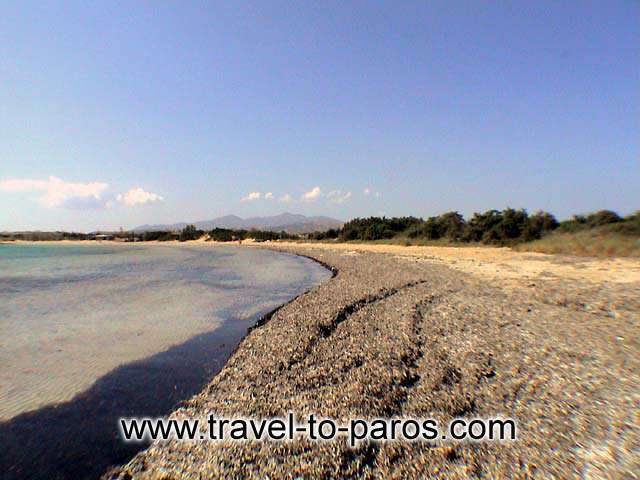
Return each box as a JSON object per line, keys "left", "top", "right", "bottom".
{"left": 263, "top": 240, "right": 640, "bottom": 284}
{"left": 299, "top": 224, "right": 640, "bottom": 258}
{"left": 365, "top": 237, "right": 485, "bottom": 247}
{"left": 288, "top": 237, "right": 485, "bottom": 248}
{"left": 515, "top": 230, "right": 640, "bottom": 257}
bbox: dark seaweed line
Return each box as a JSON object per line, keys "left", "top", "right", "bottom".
{"left": 339, "top": 294, "right": 442, "bottom": 477}
{"left": 318, "top": 280, "right": 427, "bottom": 339}
{"left": 286, "top": 279, "right": 427, "bottom": 372}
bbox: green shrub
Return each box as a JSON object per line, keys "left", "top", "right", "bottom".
{"left": 179, "top": 225, "right": 201, "bottom": 242}
{"left": 586, "top": 210, "right": 622, "bottom": 227}
{"left": 522, "top": 211, "right": 559, "bottom": 241}
{"left": 311, "top": 229, "right": 340, "bottom": 240}
{"left": 208, "top": 228, "right": 297, "bottom": 242}
{"left": 208, "top": 228, "right": 235, "bottom": 241}
{"left": 340, "top": 217, "right": 422, "bottom": 241}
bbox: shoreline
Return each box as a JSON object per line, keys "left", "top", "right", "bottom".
{"left": 5, "top": 238, "right": 639, "bottom": 284}
{"left": 108, "top": 243, "right": 639, "bottom": 479}
{"left": 1, "top": 245, "right": 332, "bottom": 479}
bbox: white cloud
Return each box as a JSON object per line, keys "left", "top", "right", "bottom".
{"left": 241, "top": 191, "right": 261, "bottom": 202}
{"left": 265, "top": 192, "right": 274, "bottom": 200}
{"left": 280, "top": 193, "right": 292, "bottom": 203}
{"left": 327, "top": 190, "right": 352, "bottom": 204}
{"left": 116, "top": 187, "right": 164, "bottom": 206}
{"left": 0, "top": 176, "right": 108, "bottom": 208}
{"left": 301, "top": 186, "right": 322, "bottom": 202}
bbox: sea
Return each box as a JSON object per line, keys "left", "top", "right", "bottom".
{"left": 0, "top": 243, "right": 330, "bottom": 479}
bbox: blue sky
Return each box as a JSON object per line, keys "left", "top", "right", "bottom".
{"left": 1, "top": 1, "right": 638, "bottom": 231}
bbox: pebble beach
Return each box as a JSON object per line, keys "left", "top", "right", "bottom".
{"left": 108, "top": 243, "right": 639, "bottom": 479}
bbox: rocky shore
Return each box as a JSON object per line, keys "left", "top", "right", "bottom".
{"left": 108, "top": 245, "right": 639, "bottom": 479}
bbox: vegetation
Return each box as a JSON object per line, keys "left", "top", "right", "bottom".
{"left": 309, "top": 228, "right": 341, "bottom": 241}
{"left": 0, "top": 231, "right": 91, "bottom": 241}
{"left": 208, "top": 228, "right": 236, "bottom": 242}
{"left": 515, "top": 211, "right": 639, "bottom": 257}
{"left": 140, "top": 230, "right": 175, "bottom": 241}
{"left": 2, "top": 208, "right": 636, "bottom": 257}
{"left": 338, "top": 209, "right": 558, "bottom": 245}
{"left": 208, "top": 227, "right": 297, "bottom": 242}
{"left": 179, "top": 225, "right": 203, "bottom": 242}
{"left": 303, "top": 208, "right": 638, "bottom": 257}
{"left": 557, "top": 209, "right": 627, "bottom": 232}
{"left": 407, "top": 211, "right": 466, "bottom": 241}
{"left": 340, "top": 217, "right": 422, "bottom": 241}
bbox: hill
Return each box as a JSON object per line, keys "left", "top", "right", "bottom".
{"left": 133, "top": 213, "right": 343, "bottom": 234}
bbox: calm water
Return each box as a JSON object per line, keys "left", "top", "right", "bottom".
{"left": 0, "top": 243, "right": 330, "bottom": 479}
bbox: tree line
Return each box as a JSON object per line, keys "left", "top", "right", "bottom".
{"left": 0, "top": 231, "right": 91, "bottom": 241}
{"left": 207, "top": 227, "right": 297, "bottom": 242}
{"left": 310, "top": 209, "right": 639, "bottom": 246}
{"left": 4, "top": 209, "right": 636, "bottom": 246}
{"left": 139, "top": 226, "right": 298, "bottom": 242}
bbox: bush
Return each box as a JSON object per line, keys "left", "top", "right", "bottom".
{"left": 310, "top": 229, "right": 340, "bottom": 240}
{"left": 208, "top": 228, "right": 297, "bottom": 242}
{"left": 340, "top": 217, "right": 422, "bottom": 241}
{"left": 559, "top": 210, "right": 623, "bottom": 232}
{"left": 522, "top": 211, "right": 559, "bottom": 241}
{"left": 208, "top": 228, "right": 235, "bottom": 242}
{"left": 586, "top": 210, "right": 622, "bottom": 227}
{"left": 142, "top": 231, "right": 174, "bottom": 241}
{"left": 407, "top": 212, "right": 465, "bottom": 240}
{"left": 179, "top": 225, "right": 201, "bottom": 242}
{"left": 462, "top": 210, "right": 504, "bottom": 242}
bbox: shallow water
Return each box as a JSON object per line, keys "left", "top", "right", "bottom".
{"left": 0, "top": 243, "right": 329, "bottom": 420}
{"left": 0, "top": 243, "right": 330, "bottom": 479}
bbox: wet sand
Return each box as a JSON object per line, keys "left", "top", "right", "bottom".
{"left": 109, "top": 243, "right": 639, "bottom": 479}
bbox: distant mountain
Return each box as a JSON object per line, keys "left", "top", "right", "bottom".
{"left": 133, "top": 213, "right": 343, "bottom": 234}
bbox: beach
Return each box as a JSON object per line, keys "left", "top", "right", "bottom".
{"left": 0, "top": 243, "right": 330, "bottom": 479}
{"left": 0, "top": 243, "right": 329, "bottom": 420}
{"left": 108, "top": 242, "right": 639, "bottom": 479}
{"left": 3, "top": 2, "right": 637, "bottom": 477}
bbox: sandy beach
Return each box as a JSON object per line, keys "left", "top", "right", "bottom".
{"left": 4, "top": 2, "right": 637, "bottom": 477}
{"left": 107, "top": 242, "right": 639, "bottom": 479}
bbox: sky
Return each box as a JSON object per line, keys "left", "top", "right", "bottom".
{"left": 1, "top": 1, "right": 638, "bottom": 231}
